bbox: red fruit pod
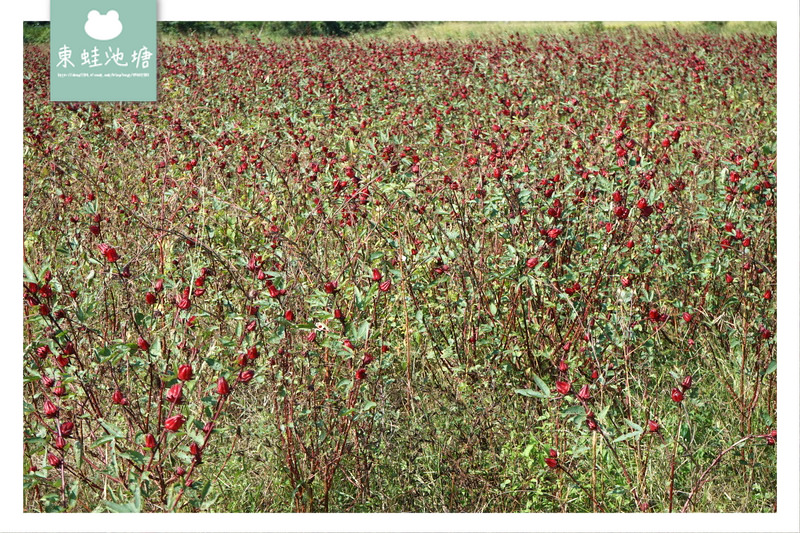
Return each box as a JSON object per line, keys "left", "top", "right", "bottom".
{"left": 60, "top": 421, "right": 74, "bottom": 437}
{"left": 334, "top": 308, "right": 344, "bottom": 320}
{"left": 112, "top": 389, "right": 126, "bottom": 405}
{"left": 671, "top": 388, "right": 684, "bottom": 403}
{"left": 238, "top": 369, "right": 255, "bottom": 383}
{"left": 177, "top": 364, "right": 193, "bottom": 381}
{"left": 284, "top": 309, "right": 294, "bottom": 321}
{"left": 144, "top": 433, "right": 157, "bottom": 448}
{"left": 247, "top": 346, "right": 259, "bottom": 360}
{"left": 164, "top": 414, "right": 186, "bottom": 432}
{"left": 137, "top": 337, "right": 150, "bottom": 351}
{"left": 43, "top": 400, "right": 59, "bottom": 418}
{"left": 555, "top": 381, "right": 571, "bottom": 396}
{"left": 216, "top": 376, "right": 230, "bottom": 395}
{"left": 526, "top": 257, "right": 539, "bottom": 268}
{"left": 355, "top": 368, "right": 367, "bottom": 380}
{"left": 379, "top": 279, "right": 392, "bottom": 292}
{"left": 47, "top": 453, "right": 63, "bottom": 468}
{"left": 36, "top": 345, "right": 51, "bottom": 359}
{"left": 145, "top": 292, "right": 156, "bottom": 305}
{"left": 372, "top": 268, "right": 383, "bottom": 282}
{"left": 681, "top": 375, "right": 693, "bottom": 391}
{"left": 548, "top": 448, "right": 558, "bottom": 458}
{"left": 577, "top": 384, "right": 591, "bottom": 401}
{"left": 682, "top": 312, "right": 693, "bottom": 323}
{"left": 544, "top": 457, "right": 558, "bottom": 469}
{"left": 324, "top": 281, "right": 337, "bottom": 294}
{"left": 53, "top": 435, "right": 66, "bottom": 450}
{"left": 166, "top": 383, "right": 183, "bottom": 404}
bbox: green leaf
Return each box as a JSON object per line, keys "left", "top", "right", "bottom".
{"left": 361, "top": 401, "right": 377, "bottom": 412}
{"left": 99, "top": 419, "right": 126, "bottom": 439}
{"left": 515, "top": 388, "right": 546, "bottom": 399}
{"left": 764, "top": 359, "right": 776, "bottom": 376}
{"left": 613, "top": 429, "right": 643, "bottom": 443}
{"left": 532, "top": 374, "right": 551, "bottom": 397}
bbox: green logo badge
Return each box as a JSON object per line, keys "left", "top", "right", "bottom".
{"left": 50, "top": 0, "right": 156, "bottom": 101}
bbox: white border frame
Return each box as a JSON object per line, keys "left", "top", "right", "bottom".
{"left": 4, "top": 1, "right": 798, "bottom": 531}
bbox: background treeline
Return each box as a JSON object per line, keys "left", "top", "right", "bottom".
{"left": 23, "top": 20, "right": 776, "bottom": 44}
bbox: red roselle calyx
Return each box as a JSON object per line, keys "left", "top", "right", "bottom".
{"left": 680, "top": 375, "right": 693, "bottom": 391}
{"left": 545, "top": 449, "right": 558, "bottom": 469}
{"left": 98, "top": 243, "right": 119, "bottom": 263}
{"left": 648, "top": 420, "right": 660, "bottom": 433}
{"left": 47, "top": 453, "right": 62, "bottom": 468}
{"left": 166, "top": 383, "right": 183, "bottom": 404}
{"left": 216, "top": 376, "right": 230, "bottom": 395}
{"left": 238, "top": 369, "right": 255, "bottom": 383}
{"left": 372, "top": 268, "right": 383, "bottom": 282}
{"left": 577, "top": 384, "right": 591, "bottom": 401}
{"left": 177, "top": 364, "right": 193, "bottom": 381}
{"left": 555, "top": 381, "right": 571, "bottom": 395}
{"left": 43, "top": 400, "right": 59, "bottom": 418}
{"left": 671, "top": 388, "right": 684, "bottom": 403}
{"left": 164, "top": 414, "right": 186, "bottom": 432}
{"left": 112, "top": 389, "right": 127, "bottom": 405}
{"left": 144, "top": 433, "right": 157, "bottom": 448}
{"left": 59, "top": 421, "right": 74, "bottom": 437}
{"left": 137, "top": 337, "right": 150, "bottom": 351}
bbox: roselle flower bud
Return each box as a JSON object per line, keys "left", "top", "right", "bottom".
{"left": 137, "top": 337, "right": 150, "bottom": 351}
{"left": 681, "top": 375, "right": 693, "bottom": 391}
{"left": 98, "top": 243, "right": 119, "bottom": 263}
{"left": 577, "top": 384, "right": 591, "bottom": 401}
{"left": 177, "top": 364, "right": 193, "bottom": 381}
{"left": 555, "top": 381, "right": 571, "bottom": 395}
{"left": 216, "top": 376, "right": 230, "bottom": 395}
{"left": 112, "top": 389, "right": 127, "bottom": 405}
{"left": 164, "top": 414, "right": 186, "bottom": 432}
{"left": 671, "top": 388, "right": 684, "bottom": 403}
{"left": 144, "top": 433, "right": 157, "bottom": 449}
{"left": 47, "top": 453, "right": 62, "bottom": 468}
{"left": 60, "top": 421, "right": 74, "bottom": 437}
{"left": 53, "top": 436, "right": 66, "bottom": 450}
{"left": 324, "top": 281, "right": 337, "bottom": 294}
{"left": 238, "top": 369, "right": 255, "bottom": 383}
{"left": 648, "top": 420, "right": 660, "bottom": 433}
{"left": 52, "top": 382, "right": 66, "bottom": 397}
{"left": 166, "top": 383, "right": 183, "bottom": 404}
{"left": 372, "top": 268, "right": 383, "bottom": 282}
{"left": 43, "top": 400, "right": 59, "bottom": 418}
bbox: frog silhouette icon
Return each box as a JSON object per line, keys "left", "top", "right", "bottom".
{"left": 84, "top": 10, "right": 123, "bottom": 41}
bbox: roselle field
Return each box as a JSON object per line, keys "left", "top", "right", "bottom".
{"left": 23, "top": 26, "right": 777, "bottom": 513}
